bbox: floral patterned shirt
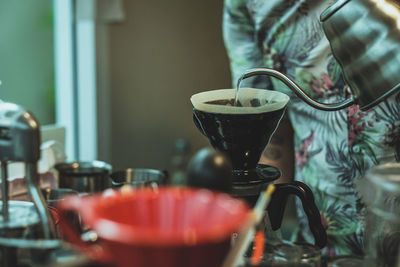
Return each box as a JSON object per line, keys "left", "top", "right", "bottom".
{"left": 223, "top": 0, "right": 400, "bottom": 256}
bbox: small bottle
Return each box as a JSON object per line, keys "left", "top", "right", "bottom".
{"left": 169, "top": 138, "right": 191, "bottom": 186}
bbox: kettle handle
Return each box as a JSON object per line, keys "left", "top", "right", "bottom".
{"left": 267, "top": 181, "right": 327, "bottom": 248}
{"left": 320, "top": 0, "right": 351, "bottom": 22}
{"left": 57, "top": 197, "right": 113, "bottom": 263}
{"left": 239, "top": 68, "right": 354, "bottom": 111}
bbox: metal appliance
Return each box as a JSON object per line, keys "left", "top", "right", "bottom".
{"left": 0, "top": 102, "right": 60, "bottom": 266}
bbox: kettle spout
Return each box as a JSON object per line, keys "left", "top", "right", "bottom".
{"left": 238, "top": 68, "right": 354, "bottom": 111}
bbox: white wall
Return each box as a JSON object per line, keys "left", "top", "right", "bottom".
{"left": 107, "top": 0, "right": 231, "bottom": 171}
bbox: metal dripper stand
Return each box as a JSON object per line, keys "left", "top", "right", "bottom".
{"left": 0, "top": 102, "right": 59, "bottom": 266}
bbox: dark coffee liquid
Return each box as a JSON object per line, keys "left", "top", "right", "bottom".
{"left": 205, "top": 98, "right": 274, "bottom": 108}
{"left": 205, "top": 99, "right": 238, "bottom": 106}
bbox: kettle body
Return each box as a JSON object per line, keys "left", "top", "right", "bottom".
{"left": 321, "top": 0, "right": 400, "bottom": 110}
{"left": 239, "top": 0, "right": 400, "bottom": 111}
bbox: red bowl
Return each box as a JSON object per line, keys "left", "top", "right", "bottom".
{"left": 57, "top": 187, "right": 250, "bottom": 267}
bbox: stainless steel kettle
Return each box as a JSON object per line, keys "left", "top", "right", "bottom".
{"left": 239, "top": 0, "right": 400, "bottom": 111}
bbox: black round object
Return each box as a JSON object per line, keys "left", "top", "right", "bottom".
{"left": 186, "top": 148, "right": 233, "bottom": 193}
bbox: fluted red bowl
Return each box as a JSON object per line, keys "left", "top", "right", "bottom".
{"left": 57, "top": 187, "right": 250, "bottom": 267}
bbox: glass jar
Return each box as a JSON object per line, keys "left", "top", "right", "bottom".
{"left": 355, "top": 163, "right": 400, "bottom": 267}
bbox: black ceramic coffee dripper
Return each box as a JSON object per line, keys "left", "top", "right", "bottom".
{"left": 191, "top": 88, "right": 327, "bottom": 248}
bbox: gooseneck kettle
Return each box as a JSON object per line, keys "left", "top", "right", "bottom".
{"left": 240, "top": 0, "right": 400, "bottom": 111}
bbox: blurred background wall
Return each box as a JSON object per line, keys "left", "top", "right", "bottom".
{"left": 0, "top": 0, "right": 232, "bottom": 173}
{"left": 0, "top": 1, "right": 55, "bottom": 125}
{"left": 108, "top": 0, "right": 231, "bottom": 171}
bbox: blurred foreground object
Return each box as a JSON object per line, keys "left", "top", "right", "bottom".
{"left": 57, "top": 187, "right": 250, "bottom": 267}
